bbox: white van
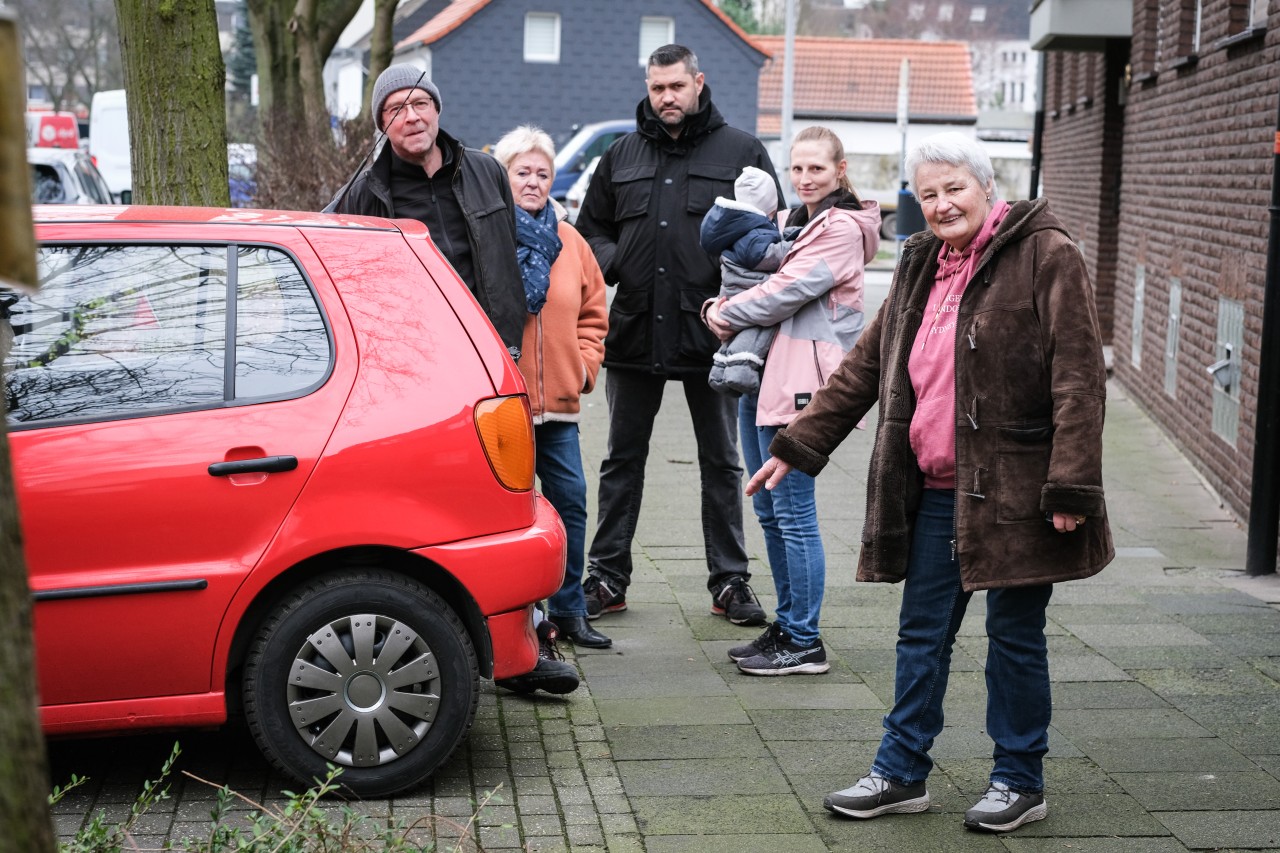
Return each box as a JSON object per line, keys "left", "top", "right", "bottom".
{"left": 89, "top": 90, "right": 131, "bottom": 202}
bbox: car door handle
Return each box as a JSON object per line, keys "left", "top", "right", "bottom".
{"left": 207, "top": 455, "right": 298, "bottom": 476}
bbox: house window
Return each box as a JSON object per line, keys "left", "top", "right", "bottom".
{"left": 1229, "top": 0, "right": 1268, "bottom": 33}
{"left": 524, "top": 12, "right": 560, "bottom": 64}
{"left": 1132, "top": 0, "right": 1158, "bottom": 77}
{"left": 938, "top": 3, "right": 954, "bottom": 21}
{"left": 640, "top": 17, "right": 674, "bottom": 65}
{"left": 970, "top": 6, "right": 986, "bottom": 22}
{"left": 908, "top": 3, "right": 925, "bottom": 20}
{"left": 1177, "top": 0, "right": 1202, "bottom": 56}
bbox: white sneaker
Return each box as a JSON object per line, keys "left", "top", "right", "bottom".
{"left": 963, "top": 781, "right": 1048, "bottom": 832}
{"left": 823, "top": 774, "right": 930, "bottom": 819}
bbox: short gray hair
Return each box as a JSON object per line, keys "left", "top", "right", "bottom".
{"left": 492, "top": 125, "right": 557, "bottom": 176}
{"left": 905, "top": 132, "right": 995, "bottom": 197}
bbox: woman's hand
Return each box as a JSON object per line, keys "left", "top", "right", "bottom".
{"left": 703, "top": 299, "right": 734, "bottom": 342}
{"left": 1050, "top": 512, "right": 1086, "bottom": 533}
{"left": 746, "top": 457, "right": 793, "bottom": 495}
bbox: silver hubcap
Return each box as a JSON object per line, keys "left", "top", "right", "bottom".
{"left": 287, "top": 614, "right": 441, "bottom": 767}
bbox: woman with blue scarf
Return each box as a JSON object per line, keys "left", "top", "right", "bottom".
{"left": 493, "top": 125, "right": 611, "bottom": 651}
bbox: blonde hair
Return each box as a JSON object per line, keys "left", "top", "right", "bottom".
{"left": 793, "top": 126, "right": 854, "bottom": 194}
{"left": 492, "top": 125, "right": 557, "bottom": 176}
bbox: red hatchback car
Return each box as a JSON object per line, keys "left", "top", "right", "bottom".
{"left": 8, "top": 205, "right": 566, "bottom": 797}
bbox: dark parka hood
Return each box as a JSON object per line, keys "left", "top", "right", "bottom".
{"left": 635, "top": 83, "right": 725, "bottom": 153}
{"left": 772, "top": 197, "right": 1114, "bottom": 591}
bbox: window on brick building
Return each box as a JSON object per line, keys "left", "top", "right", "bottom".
{"left": 1131, "top": 0, "right": 1158, "bottom": 77}
{"left": 1176, "top": 0, "right": 1203, "bottom": 56}
{"left": 1228, "top": 0, "right": 1268, "bottom": 34}
{"left": 970, "top": 5, "right": 986, "bottom": 22}
{"left": 938, "top": 3, "right": 954, "bottom": 21}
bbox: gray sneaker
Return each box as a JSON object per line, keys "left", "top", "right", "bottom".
{"left": 963, "top": 782, "right": 1047, "bottom": 832}
{"left": 728, "top": 623, "right": 785, "bottom": 662}
{"left": 824, "top": 774, "right": 930, "bottom": 819}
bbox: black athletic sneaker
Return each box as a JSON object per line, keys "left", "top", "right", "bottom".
{"left": 737, "top": 636, "right": 830, "bottom": 675}
{"left": 824, "top": 774, "right": 931, "bottom": 819}
{"left": 495, "top": 620, "right": 579, "bottom": 695}
{"left": 710, "top": 577, "right": 766, "bottom": 626}
{"left": 728, "top": 622, "right": 786, "bottom": 662}
{"left": 963, "top": 782, "right": 1047, "bottom": 832}
{"left": 583, "top": 575, "right": 626, "bottom": 620}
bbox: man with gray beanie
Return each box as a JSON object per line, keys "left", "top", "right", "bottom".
{"left": 330, "top": 64, "right": 525, "bottom": 360}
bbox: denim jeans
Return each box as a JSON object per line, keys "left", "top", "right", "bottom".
{"left": 872, "top": 489, "right": 1053, "bottom": 793}
{"left": 587, "top": 369, "right": 749, "bottom": 593}
{"left": 739, "top": 395, "right": 825, "bottom": 646}
{"left": 536, "top": 421, "right": 590, "bottom": 619}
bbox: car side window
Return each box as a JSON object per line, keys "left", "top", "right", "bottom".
{"left": 31, "top": 165, "right": 66, "bottom": 204}
{"left": 234, "top": 246, "right": 329, "bottom": 399}
{"left": 74, "top": 160, "right": 110, "bottom": 204}
{"left": 2, "top": 244, "right": 331, "bottom": 426}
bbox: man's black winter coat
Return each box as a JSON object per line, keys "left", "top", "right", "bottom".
{"left": 575, "top": 87, "right": 779, "bottom": 376}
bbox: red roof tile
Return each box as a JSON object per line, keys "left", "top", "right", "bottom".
{"left": 754, "top": 36, "right": 976, "bottom": 136}
{"left": 398, "top": 0, "right": 769, "bottom": 55}
{"left": 397, "top": 0, "right": 493, "bottom": 51}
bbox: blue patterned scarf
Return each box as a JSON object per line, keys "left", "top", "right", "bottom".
{"left": 514, "top": 203, "right": 562, "bottom": 314}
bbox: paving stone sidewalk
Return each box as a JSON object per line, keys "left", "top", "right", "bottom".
{"left": 49, "top": 275, "right": 1280, "bottom": 852}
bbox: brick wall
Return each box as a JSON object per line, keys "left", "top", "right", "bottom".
{"left": 1039, "top": 46, "right": 1125, "bottom": 339}
{"left": 1043, "top": 0, "right": 1278, "bottom": 521}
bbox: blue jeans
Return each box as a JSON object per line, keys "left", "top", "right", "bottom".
{"left": 872, "top": 489, "right": 1053, "bottom": 793}
{"left": 536, "top": 421, "right": 590, "bottom": 619}
{"left": 739, "top": 395, "right": 825, "bottom": 646}
{"left": 587, "top": 369, "right": 749, "bottom": 593}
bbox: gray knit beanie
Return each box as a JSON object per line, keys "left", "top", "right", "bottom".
{"left": 372, "top": 64, "right": 442, "bottom": 130}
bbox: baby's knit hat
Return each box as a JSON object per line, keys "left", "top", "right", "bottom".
{"left": 734, "top": 166, "right": 778, "bottom": 217}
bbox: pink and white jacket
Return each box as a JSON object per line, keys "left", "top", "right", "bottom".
{"left": 716, "top": 194, "right": 881, "bottom": 425}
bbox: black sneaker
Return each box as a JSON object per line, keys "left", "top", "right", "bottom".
{"left": 963, "top": 782, "right": 1047, "bottom": 833}
{"left": 737, "top": 636, "right": 830, "bottom": 675}
{"left": 710, "top": 577, "right": 766, "bottom": 626}
{"left": 728, "top": 622, "right": 785, "bottom": 662}
{"left": 583, "top": 575, "right": 626, "bottom": 620}
{"left": 495, "top": 620, "right": 579, "bottom": 695}
{"left": 824, "top": 774, "right": 930, "bottom": 819}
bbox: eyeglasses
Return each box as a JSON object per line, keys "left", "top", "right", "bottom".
{"left": 382, "top": 98, "right": 435, "bottom": 122}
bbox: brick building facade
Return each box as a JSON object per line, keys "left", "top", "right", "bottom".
{"left": 1038, "top": 0, "right": 1276, "bottom": 523}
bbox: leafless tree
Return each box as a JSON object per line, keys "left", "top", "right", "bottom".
{"left": 12, "top": 0, "right": 122, "bottom": 112}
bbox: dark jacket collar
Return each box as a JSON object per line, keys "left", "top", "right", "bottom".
{"left": 635, "top": 83, "right": 725, "bottom": 153}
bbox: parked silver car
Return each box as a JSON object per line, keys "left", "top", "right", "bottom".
{"left": 29, "top": 147, "right": 115, "bottom": 205}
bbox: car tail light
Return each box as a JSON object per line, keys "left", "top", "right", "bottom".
{"left": 474, "top": 395, "right": 535, "bottom": 491}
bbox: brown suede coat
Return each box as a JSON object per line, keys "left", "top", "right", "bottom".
{"left": 771, "top": 198, "right": 1114, "bottom": 591}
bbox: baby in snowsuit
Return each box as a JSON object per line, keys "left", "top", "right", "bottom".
{"left": 699, "top": 166, "right": 791, "bottom": 396}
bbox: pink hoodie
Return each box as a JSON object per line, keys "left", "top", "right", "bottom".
{"left": 907, "top": 200, "right": 1010, "bottom": 488}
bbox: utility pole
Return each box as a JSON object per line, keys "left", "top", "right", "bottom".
{"left": 779, "top": 0, "right": 796, "bottom": 202}
{"left": 1245, "top": 92, "right": 1280, "bottom": 577}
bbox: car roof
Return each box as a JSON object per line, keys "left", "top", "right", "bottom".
{"left": 32, "top": 204, "right": 408, "bottom": 232}
{"left": 27, "top": 147, "right": 86, "bottom": 166}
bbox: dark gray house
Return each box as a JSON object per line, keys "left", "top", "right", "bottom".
{"left": 387, "top": 0, "right": 770, "bottom": 149}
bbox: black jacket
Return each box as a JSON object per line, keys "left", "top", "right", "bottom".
{"left": 332, "top": 129, "right": 525, "bottom": 359}
{"left": 575, "top": 86, "right": 779, "bottom": 375}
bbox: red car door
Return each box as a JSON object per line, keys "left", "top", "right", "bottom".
{"left": 11, "top": 226, "right": 357, "bottom": 707}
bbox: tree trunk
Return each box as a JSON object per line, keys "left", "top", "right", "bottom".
{"left": 363, "top": 0, "right": 401, "bottom": 117}
{"left": 0, "top": 11, "right": 57, "bottom": 853}
{"left": 245, "top": 0, "right": 364, "bottom": 210}
{"left": 114, "top": 0, "right": 229, "bottom": 206}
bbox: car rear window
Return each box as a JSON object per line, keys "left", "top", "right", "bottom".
{"left": 31, "top": 164, "right": 66, "bottom": 204}
{"left": 2, "top": 244, "right": 331, "bottom": 425}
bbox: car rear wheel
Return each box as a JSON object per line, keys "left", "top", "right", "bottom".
{"left": 243, "top": 569, "right": 479, "bottom": 797}
{"left": 880, "top": 211, "right": 898, "bottom": 241}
